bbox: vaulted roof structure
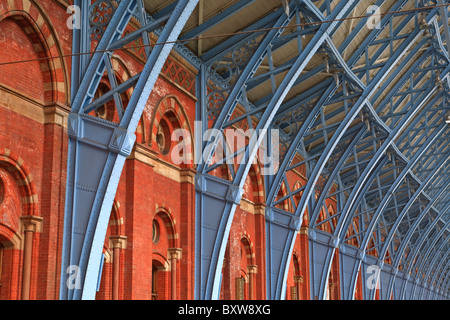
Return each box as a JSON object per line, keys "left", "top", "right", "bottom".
{"left": 62, "top": 0, "right": 449, "bottom": 300}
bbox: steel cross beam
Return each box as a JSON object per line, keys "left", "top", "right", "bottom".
{"left": 423, "top": 245, "right": 450, "bottom": 299}
{"left": 264, "top": 1, "right": 442, "bottom": 300}
{"left": 340, "top": 123, "right": 447, "bottom": 300}
{"left": 310, "top": 27, "right": 442, "bottom": 300}
{"left": 377, "top": 152, "right": 449, "bottom": 300}
{"left": 435, "top": 258, "right": 450, "bottom": 299}
{"left": 195, "top": 1, "right": 356, "bottom": 300}
{"left": 264, "top": 2, "right": 360, "bottom": 300}
{"left": 414, "top": 227, "right": 450, "bottom": 299}
{"left": 194, "top": 3, "right": 296, "bottom": 300}
{"left": 61, "top": 0, "right": 199, "bottom": 300}
{"left": 401, "top": 204, "right": 450, "bottom": 298}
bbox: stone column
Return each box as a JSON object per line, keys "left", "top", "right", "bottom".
{"left": 19, "top": 216, "right": 43, "bottom": 300}
{"left": 247, "top": 265, "right": 258, "bottom": 300}
{"left": 168, "top": 248, "right": 182, "bottom": 300}
{"left": 294, "top": 275, "right": 303, "bottom": 300}
{"left": 109, "top": 235, "right": 127, "bottom": 300}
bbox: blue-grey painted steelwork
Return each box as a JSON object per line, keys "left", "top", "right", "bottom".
{"left": 64, "top": 0, "right": 450, "bottom": 300}
{"left": 61, "top": 0, "right": 199, "bottom": 300}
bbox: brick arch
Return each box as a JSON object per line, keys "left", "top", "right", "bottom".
{"left": 292, "top": 251, "right": 300, "bottom": 276}
{"left": 152, "top": 252, "right": 170, "bottom": 271}
{"left": 100, "top": 201, "right": 123, "bottom": 251}
{"left": 110, "top": 201, "right": 123, "bottom": 236}
{"left": 0, "top": 148, "right": 38, "bottom": 218}
{"left": 153, "top": 204, "right": 178, "bottom": 249}
{"left": 292, "top": 181, "right": 303, "bottom": 205}
{"left": 109, "top": 55, "right": 133, "bottom": 107}
{"left": 247, "top": 163, "right": 265, "bottom": 204}
{"left": 110, "top": 55, "right": 133, "bottom": 91}
{"left": 151, "top": 252, "right": 170, "bottom": 300}
{"left": 292, "top": 180, "right": 310, "bottom": 226}
{"left": 0, "top": 220, "right": 20, "bottom": 249}
{"left": 240, "top": 233, "right": 254, "bottom": 266}
{"left": 275, "top": 180, "right": 290, "bottom": 211}
{"left": 0, "top": 1, "right": 69, "bottom": 104}
{"left": 150, "top": 95, "right": 193, "bottom": 162}
{"left": 0, "top": 167, "right": 22, "bottom": 242}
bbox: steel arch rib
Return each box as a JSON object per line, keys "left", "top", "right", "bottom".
{"left": 196, "top": 6, "right": 293, "bottom": 175}
{"left": 404, "top": 208, "right": 450, "bottom": 298}
{"left": 361, "top": 121, "right": 450, "bottom": 300}
{"left": 265, "top": 3, "right": 443, "bottom": 300}
{"left": 399, "top": 203, "right": 450, "bottom": 299}
{"left": 195, "top": 0, "right": 357, "bottom": 300}
{"left": 343, "top": 124, "right": 448, "bottom": 300}
{"left": 265, "top": 0, "right": 414, "bottom": 212}
{"left": 265, "top": 1, "right": 359, "bottom": 300}
{"left": 61, "top": 0, "right": 199, "bottom": 300}
{"left": 397, "top": 183, "right": 450, "bottom": 270}
{"left": 194, "top": 4, "right": 295, "bottom": 300}
{"left": 416, "top": 232, "right": 450, "bottom": 299}
{"left": 311, "top": 10, "right": 446, "bottom": 299}
{"left": 385, "top": 154, "right": 450, "bottom": 295}
{"left": 414, "top": 218, "right": 450, "bottom": 286}
{"left": 61, "top": 0, "right": 138, "bottom": 300}
{"left": 435, "top": 258, "right": 450, "bottom": 299}
{"left": 308, "top": 30, "right": 437, "bottom": 300}
{"left": 335, "top": 55, "right": 449, "bottom": 245}
{"left": 355, "top": 123, "right": 449, "bottom": 299}
{"left": 427, "top": 250, "right": 450, "bottom": 299}
{"left": 379, "top": 153, "right": 449, "bottom": 300}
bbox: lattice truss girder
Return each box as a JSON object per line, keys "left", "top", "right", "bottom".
{"left": 62, "top": 0, "right": 450, "bottom": 300}
{"left": 62, "top": 0, "right": 200, "bottom": 300}
{"left": 195, "top": 0, "right": 364, "bottom": 300}
{"left": 260, "top": 0, "right": 450, "bottom": 300}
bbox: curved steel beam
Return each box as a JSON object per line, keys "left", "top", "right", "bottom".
{"left": 436, "top": 259, "right": 450, "bottom": 299}
{"left": 61, "top": 0, "right": 199, "bottom": 300}
{"left": 399, "top": 201, "right": 450, "bottom": 299}
{"left": 266, "top": 4, "right": 443, "bottom": 300}
{"left": 427, "top": 248, "right": 450, "bottom": 299}
{"left": 264, "top": 3, "right": 362, "bottom": 300}
{"left": 315, "top": 67, "right": 446, "bottom": 299}
{"left": 417, "top": 233, "right": 449, "bottom": 299}
{"left": 194, "top": 3, "right": 297, "bottom": 300}
{"left": 266, "top": 0, "right": 417, "bottom": 209}
{"left": 61, "top": 0, "right": 138, "bottom": 300}
{"left": 389, "top": 143, "right": 449, "bottom": 264}
{"left": 343, "top": 123, "right": 447, "bottom": 299}
{"left": 380, "top": 155, "right": 449, "bottom": 299}
{"left": 408, "top": 213, "right": 450, "bottom": 298}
